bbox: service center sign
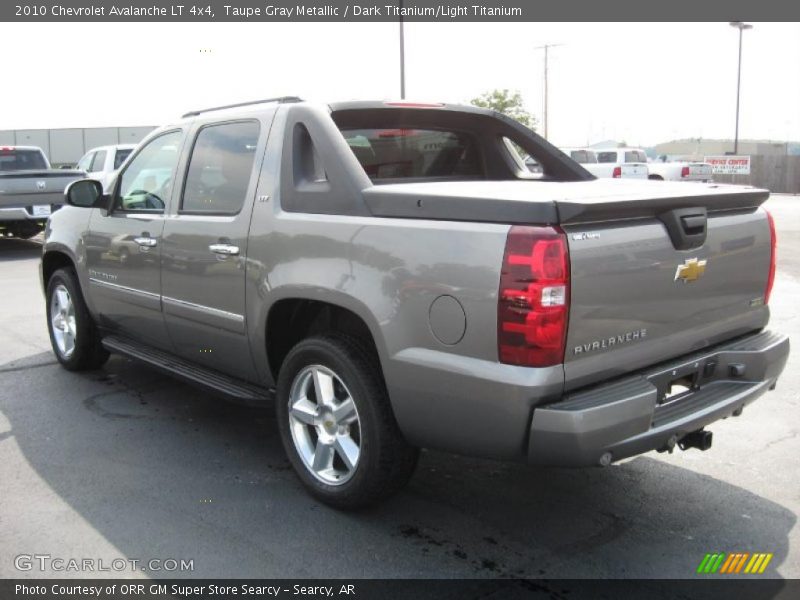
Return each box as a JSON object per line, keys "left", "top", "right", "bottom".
{"left": 704, "top": 155, "right": 751, "bottom": 175}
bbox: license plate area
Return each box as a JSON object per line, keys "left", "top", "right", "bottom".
{"left": 32, "top": 205, "right": 51, "bottom": 217}
{"left": 663, "top": 374, "right": 697, "bottom": 404}
{"left": 649, "top": 362, "right": 702, "bottom": 405}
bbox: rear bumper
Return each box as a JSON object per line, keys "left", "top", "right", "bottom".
{"left": 0, "top": 207, "right": 48, "bottom": 222}
{"left": 528, "top": 330, "right": 789, "bottom": 466}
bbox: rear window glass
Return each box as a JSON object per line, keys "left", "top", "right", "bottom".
{"left": 114, "top": 148, "right": 133, "bottom": 169}
{"left": 596, "top": 151, "right": 618, "bottom": 163}
{"left": 624, "top": 151, "right": 647, "bottom": 163}
{"left": 569, "top": 150, "right": 596, "bottom": 164}
{"left": 341, "top": 128, "right": 482, "bottom": 180}
{"left": 0, "top": 149, "right": 48, "bottom": 171}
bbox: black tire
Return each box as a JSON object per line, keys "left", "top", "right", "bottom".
{"left": 648, "top": 174, "right": 664, "bottom": 181}
{"left": 276, "top": 334, "right": 418, "bottom": 509}
{"left": 8, "top": 223, "right": 43, "bottom": 239}
{"left": 46, "top": 268, "right": 109, "bottom": 371}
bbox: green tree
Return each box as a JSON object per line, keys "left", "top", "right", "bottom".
{"left": 470, "top": 89, "right": 537, "bottom": 130}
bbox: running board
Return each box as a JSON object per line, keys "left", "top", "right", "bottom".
{"left": 101, "top": 336, "right": 272, "bottom": 405}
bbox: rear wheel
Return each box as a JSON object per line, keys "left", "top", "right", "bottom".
{"left": 276, "top": 335, "right": 418, "bottom": 509}
{"left": 46, "top": 268, "right": 109, "bottom": 371}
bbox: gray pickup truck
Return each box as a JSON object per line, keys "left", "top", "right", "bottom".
{"left": 41, "top": 98, "right": 789, "bottom": 508}
{"left": 0, "top": 146, "right": 85, "bottom": 238}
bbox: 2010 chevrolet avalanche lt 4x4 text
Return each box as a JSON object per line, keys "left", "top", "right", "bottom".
{"left": 41, "top": 98, "right": 789, "bottom": 508}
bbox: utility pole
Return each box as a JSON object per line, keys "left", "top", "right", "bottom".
{"left": 729, "top": 22, "right": 752, "bottom": 154}
{"left": 399, "top": 0, "right": 406, "bottom": 99}
{"left": 534, "top": 43, "right": 563, "bottom": 139}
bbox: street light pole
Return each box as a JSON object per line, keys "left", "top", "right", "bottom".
{"left": 730, "top": 22, "right": 753, "bottom": 155}
{"left": 534, "top": 43, "right": 563, "bottom": 139}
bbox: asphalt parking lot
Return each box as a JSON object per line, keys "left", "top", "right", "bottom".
{"left": 1, "top": 195, "right": 798, "bottom": 581}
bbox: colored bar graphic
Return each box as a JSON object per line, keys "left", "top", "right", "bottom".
{"left": 698, "top": 552, "right": 773, "bottom": 575}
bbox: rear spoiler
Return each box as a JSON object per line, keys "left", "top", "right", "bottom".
{"left": 556, "top": 187, "right": 769, "bottom": 224}
{"left": 363, "top": 185, "right": 769, "bottom": 226}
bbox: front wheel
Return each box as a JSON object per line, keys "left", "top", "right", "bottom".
{"left": 276, "top": 335, "right": 418, "bottom": 509}
{"left": 46, "top": 268, "right": 109, "bottom": 371}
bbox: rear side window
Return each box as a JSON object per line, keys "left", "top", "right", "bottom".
{"left": 114, "top": 148, "right": 133, "bottom": 169}
{"left": 341, "top": 128, "right": 482, "bottom": 180}
{"left": 90, "top": 150, "right": 107, "bottom": 172}
{"left": 624, "top": 150, "right": 647, "bottom": 163}
{"left": 596, "top": 151, "right": 618, "bottom": 163}
{"left": 181, "top": 121, "right": 260, "bottom": 214}
{"left": 0, "top": 148, "right": 48, "bottom": 171}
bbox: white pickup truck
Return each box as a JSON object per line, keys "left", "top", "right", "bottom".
{"left": 562, "top": 147, "right": 649, "bottom": 179}
{"left": 648, "top": 158, "right": 714, "bottom": 182}
{"left": 76, "top": 144, "right": 137, "bottom": 191}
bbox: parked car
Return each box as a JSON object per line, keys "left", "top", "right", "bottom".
{"left": 76, "top": 144, "right": 137, "bottom": 191}
{"left": 0, "top": 146, "right": 84, "bottom": 238}
{"left": 591, "top": 147, "right": 650, "bottom": 179}
{"left": 560, "top": 146, "right": 648, "bottom": 179}
{"left": 649, "top": 157, "right": 714, "bottom": 182}
{"left": 41, "top": 98, "right": 788, "bottom": 508}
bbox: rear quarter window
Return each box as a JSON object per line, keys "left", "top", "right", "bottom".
{"left": 114, "top": 148, "right": 133, "bottom": 169}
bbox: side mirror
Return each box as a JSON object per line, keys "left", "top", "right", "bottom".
{"left": 65, "top": 179, "right": 107, "bottom": 208}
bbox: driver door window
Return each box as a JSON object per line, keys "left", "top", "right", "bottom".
{"left": 115, "top": 131, "right": 182, "bottom": 213}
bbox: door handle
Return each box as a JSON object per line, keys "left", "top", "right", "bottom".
{"left": 133, "top": 236, "right": 157, "bottom": 247}
{"left": 209, "top": 243, "right": 240, "bottom": 256}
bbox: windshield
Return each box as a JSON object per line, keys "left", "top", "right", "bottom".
{"left": 0, "top": 148, "right": 48, "bottom": 171}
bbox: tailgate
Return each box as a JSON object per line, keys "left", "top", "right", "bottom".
{"left": 620, "top": 163, "right": 648, "bottom": 179}
{"left": 687, "top": 163, "right": 713, "bottom": 181}
{"left": 562, "top": 204, "right": 772, "bottom": 390}
{"left": 0, "top": 171, "right": 84, "bottom": 208}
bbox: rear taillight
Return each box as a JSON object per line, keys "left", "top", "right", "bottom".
{"left": 681, "top": 166, "right": 691, "bottom": 178}
{"left": 612, "top": 166, "right": 622, "bottom": 178}
{"left": 765, "top": 210, "right": 777, "bottom": 304}
{"left": 498, "top": 226, "right": 570, "bottom": 367}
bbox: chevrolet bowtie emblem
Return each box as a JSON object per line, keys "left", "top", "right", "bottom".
{"left": 675, "top": 257, "right": 707, "bottom": 282}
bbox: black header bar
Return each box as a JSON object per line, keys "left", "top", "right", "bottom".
{"left": 4, "top": 0, "right": 800, "bottom": 22}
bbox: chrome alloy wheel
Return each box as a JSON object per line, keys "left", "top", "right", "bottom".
{"left": 288, "top": 365, "right": 361, "bottom": 485}
{"left": 50, "top": 284, "right": 77, "bottom": 359}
